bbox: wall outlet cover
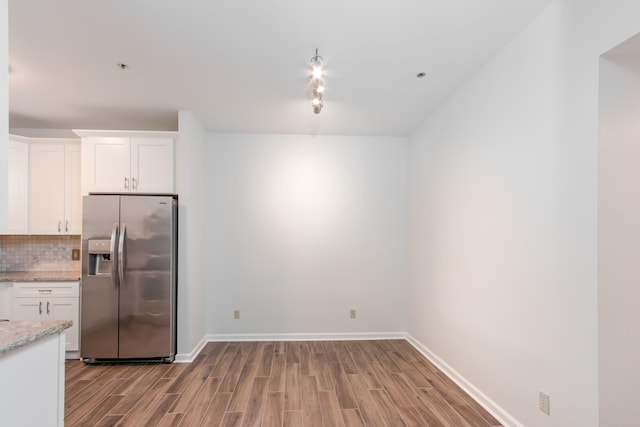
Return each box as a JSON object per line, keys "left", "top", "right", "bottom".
{"left": 539, "top": 391, "right": 550, "bottom": 415}
{"left": 72, "top": 249, "right": 80, "bottom": 260}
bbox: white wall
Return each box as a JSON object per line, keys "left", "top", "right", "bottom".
{"left": 407, "top": 0, "right": 640, "bottom": 425}
{"left": 0, "top": 0, "right": 8, "bottom": 230}
{"left": 175, "top": 111, "right": 207, "bottom": 355}
{"left": 9, "top": 128, "right": 78, "bottom": 138}
{"left": 205, "top": 133, "right": 407, "bottom": 337}
{"left": 598, "top": 50, "right": 640, "bottom": 426}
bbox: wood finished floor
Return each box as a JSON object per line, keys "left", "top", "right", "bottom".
{"left": 65, "top": 340, "right": 503, "bottom": 427}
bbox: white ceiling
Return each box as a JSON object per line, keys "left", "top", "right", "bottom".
{"left": 9, "top": 0, "right": 553, "bottom": 136}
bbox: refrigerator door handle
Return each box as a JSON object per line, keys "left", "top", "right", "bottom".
{"left": 110, "top": 223, "right": 119, "bottom": 288}
{"left": 118, "top": 223, "right": 127, "bottom": 288}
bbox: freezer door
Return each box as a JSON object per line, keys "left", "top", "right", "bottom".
{"left": 81, "top": 195, "right": 120, "bottom": 359}
{"left": 118, "top": 195, "right": 176, "bottom": 359}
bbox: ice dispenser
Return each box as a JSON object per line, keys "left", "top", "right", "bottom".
{"left": 88, "top": 239, "right": 113, "bottom": 276}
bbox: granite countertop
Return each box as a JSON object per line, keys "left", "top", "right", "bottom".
{"left": 0, "top": 271, "right": 81, "bottom": 282}
{"left": 0, "top": 320, "right": 72, "bottom": 356}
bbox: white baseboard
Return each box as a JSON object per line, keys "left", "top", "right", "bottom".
{"left": 405, "top": 334, "right": 522, "bottom": 427}
{"left": 65, "top": 351, "right": 80, "bottom": 360}
{"left": 206, "top": 331, "right": 406, "bottom": 342}
{"left": 174, "top": 335, "right": 208, "bottom": 363}
{"left": 175, "top": 331, "right": 405, "bottom": 362}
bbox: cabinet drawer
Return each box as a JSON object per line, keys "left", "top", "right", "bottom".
{"left": 13, "top": 282, "right": 79, "bottom": 298}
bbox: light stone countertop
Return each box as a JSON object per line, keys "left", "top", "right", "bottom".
{"left": 0, "top": 271, "right": 81, "bottom": 282}
{"left": 0, "top": 320, "right": 72, "bottom": 356}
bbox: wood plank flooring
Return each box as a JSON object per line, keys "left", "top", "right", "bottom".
{"left": 65, "top": 340, "right": 503, "bottom": 426}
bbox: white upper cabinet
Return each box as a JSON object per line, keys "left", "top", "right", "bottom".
{"left": 29, "top": 144, "right": 65, "bottom": 234}
{"left": 131, "top": 138, "right": 174, "bottom": 193}
{"left": 78, "top": 131, "right": 176, "bottom": 195}
{"left": 29, "top": 140, "right": 81, "bottom": 235}
{"left": 65, "top": 144, "right": 82, "bottom": 234}
{"left": 83, "top": 137, "right": 131, "bottom": 193}
{"left": 5, "top": 136, "right": 29, "bottom": 234}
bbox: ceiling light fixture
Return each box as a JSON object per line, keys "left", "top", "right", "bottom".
{"left": 310, "top": 48, "right": 325, "bottom": 114}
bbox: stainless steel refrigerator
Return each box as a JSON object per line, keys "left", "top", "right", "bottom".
{"left": 81, "top": 194, "right": 177, "bottom": 363}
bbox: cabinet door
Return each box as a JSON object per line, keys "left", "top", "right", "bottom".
{"left": 84, "top": 137, "right": 131, "bottom": 193}
{"left": 65, "top": 144, "right": 82, "bottom": 234}
{"left": 0, "top": 283, "right": 12, "bottom": 320}
{"left": 5, "top": 139, "right": 29, "bottom": 234}
{"left": 29, "top": 144, "right": 66, "bottom": 234}
{"left": 46, "top": 297, "right": 79, "bottom": 351}
{"left": 131, "top": 138, "right": 174, "bottom": 193}
{"left": 12, "top": 298, "right": 45, "bottom": 321}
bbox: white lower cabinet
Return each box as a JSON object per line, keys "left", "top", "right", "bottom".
{"left": 0, "top": 283, "right": 12, "bottom": 320}
{"left": 12, "top": 282, "right": 79, "bottom": 352}
{"left": 0, "top": 332, "right": 66, "bottom": 427}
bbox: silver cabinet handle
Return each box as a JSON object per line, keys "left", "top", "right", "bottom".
{"left": 65, "top": 220, "right": 69, "bottom": 233}
{"left": 46, "top": 301, "right": 50, "bottom": 315}
{"left": 124, "top": 177, "right": 129, "bottom": 190}
{"left": 118, "top": 223, "right": 127, "bottom": 288}
{"left": 132, "top": 177, "right": 137, "bottom": 191}
{"left": 38, "top": 301, "right": 42, "bottom": 315}
{"left": 58, "top": 220, "right": 61, "bottom": 233}
{"left": 110, "top": 223, "right": 119, "bottom": 289}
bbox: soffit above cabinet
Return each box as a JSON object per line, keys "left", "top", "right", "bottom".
{"left": 73, "top": 130, "right": 178, "bottom": 139}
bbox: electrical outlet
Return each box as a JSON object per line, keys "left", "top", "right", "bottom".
{"left": 539, "top": 391, "right": 550, "bottom": 415}
{"left": 234, "top": 310, "right": 240, "bottom": 320}
{"left": 350, "top": 309, "right": 356, "bottom": 319}
{"left": 71, "top": 249, "right": 80, "bottom": 261}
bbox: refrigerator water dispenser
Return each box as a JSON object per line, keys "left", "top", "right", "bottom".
{"left": 87, "top": 239, "right": 113, "bottom": 276}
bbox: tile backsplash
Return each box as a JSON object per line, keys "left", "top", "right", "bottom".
{"left": 0, "top": 235, "right": 81, "bottom": 272}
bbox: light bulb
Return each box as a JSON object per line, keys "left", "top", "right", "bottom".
{"left": 312, "top": 77, "right": 325, "bottom": 94}
{"left": 312, "top": 97, "right": 321, "bottom": 106}
{"left": 312, "top": 67, "right": 323, "bottom": 79}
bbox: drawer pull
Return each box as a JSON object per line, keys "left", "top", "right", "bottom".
{"left": 38, "top": 301, "right": 42, "bottom": 315}
{"left": 38, "top": 289, "right": 53, "bottom": 294}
